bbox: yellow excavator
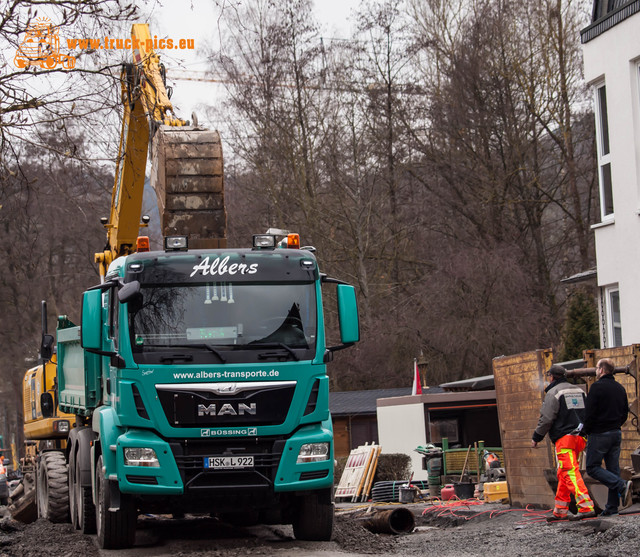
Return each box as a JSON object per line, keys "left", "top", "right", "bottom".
{"left": 9, "top": 302, "right": 74, "bottom": 523}
{"left": 95, "top": 22, "right": 226, "bottom": 278}
{"left": 10, "top": 23, "right": 226, "bottom": 523}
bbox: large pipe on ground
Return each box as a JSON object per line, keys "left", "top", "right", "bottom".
{"left": 359, "top": 508, "right": 415, "bottom": 535}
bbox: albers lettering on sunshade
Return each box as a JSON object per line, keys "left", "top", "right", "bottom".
{"left": 190, "top": 256, "right": 259, "bottom": 278}
{"left": 198, "top": 403, "right": 257, "bottom": 417}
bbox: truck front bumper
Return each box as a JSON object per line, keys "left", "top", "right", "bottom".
{"left": 114, "top": 422, "right": 334, "bottom": 496}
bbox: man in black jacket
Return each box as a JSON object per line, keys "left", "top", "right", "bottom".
{"left": 584, "top": 358, "right": 632, "bottom": 516}
{"left": 531, "top": 365, "right": 595, "bottom": 520}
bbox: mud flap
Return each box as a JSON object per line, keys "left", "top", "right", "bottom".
{"left": 108, "top": 479, "right": 121, "bottom": 512}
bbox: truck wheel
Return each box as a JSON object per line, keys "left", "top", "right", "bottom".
{"left": 36, "top": 451, "right": 70, "bottom": 523}
{"left": 95, "top": 455, "right": 136, "bottom": 549}
{"left": 75, "top": 456, "right": 96, "bottom": 534}
{"left": 292, "top": 489, "right": 334, "bottom": 541}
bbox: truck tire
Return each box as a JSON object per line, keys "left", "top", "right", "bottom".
{"left": 95, "top": 455, "right": 136, "bottom": 549}
{"left": 292, "top": 488, "right": 334, "bottom": 541}
{"left": 36, "top": 451, "right": 70, "bottom": 523}
{"left": 74, "top": 456, "right": 96, "bottom": 534}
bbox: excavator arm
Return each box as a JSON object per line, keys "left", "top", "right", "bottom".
{"left": 95, "top": 23, "right": 226, "bottom": 278}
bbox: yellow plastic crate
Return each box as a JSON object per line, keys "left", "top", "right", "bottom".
{"left": 484, "top": 481, "right": 509, "bottom": 502}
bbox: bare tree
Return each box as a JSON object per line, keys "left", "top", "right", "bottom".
{"left": 0, "top": 0, "right": 137, "bottom": 448}
{"left": 209, "top": 0, "right": 598, "bottom": 389}
{"left": 0, "top": 125, "right": 112, "bottom": 438}
{"left": 407, "top": 0, "right": 596, "bottom": 351}
{"left": 0, "top": 0, "right": 137, "bottom": 179}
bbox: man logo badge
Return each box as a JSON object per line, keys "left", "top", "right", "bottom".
{"left": 217, "top": 383, "right": 237, "bottom": 394}
{"left": 198, "top": 403, "right": 257, "bottom": 417}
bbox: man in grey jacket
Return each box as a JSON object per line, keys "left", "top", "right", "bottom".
{"left": 531, "top": 365, "right": 595, "bottom": 521}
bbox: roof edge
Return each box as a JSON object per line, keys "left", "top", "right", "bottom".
{"left": 581, "top": 0, "right": 640, "bottom": 43}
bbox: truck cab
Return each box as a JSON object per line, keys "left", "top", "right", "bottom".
{"left": 58, "top": 235, "right": 359, "bottom": 548}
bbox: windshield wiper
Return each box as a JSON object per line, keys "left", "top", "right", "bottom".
{"left": 246, "top": 342, "right": 300, "bottom": 361}
{"left": 154, "top": 344, "right": 227, "bottom": 363}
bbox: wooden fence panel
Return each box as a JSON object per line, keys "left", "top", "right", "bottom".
{"left": 493, "top": 349, "right": 555, "bottom": 508}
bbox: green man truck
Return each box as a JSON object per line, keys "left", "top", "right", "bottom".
{"left": 57, "top": 232, "right": 360, "bottom": 548}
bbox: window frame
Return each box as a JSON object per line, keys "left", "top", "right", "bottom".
{"left": 594, "top": 82, "right": 614, "bottom": 221}
{"left": 604, "top": 285, "right": 622, "bottom": 348}
{"left": 428, "top": 417, "right": 459, "bottom": 444}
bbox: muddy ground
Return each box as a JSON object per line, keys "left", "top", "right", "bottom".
{"left": 2, "top": 501, "right": 640, "bottom": 556}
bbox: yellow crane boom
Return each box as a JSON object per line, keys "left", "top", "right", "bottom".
{"left": 95, "top": 23, "right": 226, "bottom": 278}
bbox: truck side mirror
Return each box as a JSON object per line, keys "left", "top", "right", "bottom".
{"left": 40, "top": 334, "right": 55, "bottom": 361}
{"left": 81, "top": 289, "right": 103, "bottom": 351}
{"left": 40, "top": 392, "right": 54, "bottom": 418}
{"left": 118, "top": 280, "right": 141, "bottom": 303}
{"left": 118, "top": 280, "right": 142, "bottom": 313}
{"left": 337, "top": 284, "right": 360, "bottom": 344}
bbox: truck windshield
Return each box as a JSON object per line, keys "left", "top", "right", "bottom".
{"left": 127, "top": 282, "right": 317, "bottom": 363}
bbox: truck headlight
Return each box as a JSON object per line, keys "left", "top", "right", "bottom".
{"left": 164, "top": 236, "right": 188, "bottom": 251}
{"left": 124, "top": 447, "right": 160, "bottom": 467}
{"left": 253, "top": 234, "right": 276, "bottom": 248}
{"left": 297, "top": 443, "right": 329, "bottom": 463}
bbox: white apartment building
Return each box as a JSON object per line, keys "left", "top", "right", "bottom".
{"left": 581, "top": 0, "right": 640, "bottom": 347}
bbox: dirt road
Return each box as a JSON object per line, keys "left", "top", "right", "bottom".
{"left": 2, "top": 501, "right": 640, "bottom": 556}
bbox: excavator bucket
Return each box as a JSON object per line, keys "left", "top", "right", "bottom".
{"left": 8, "top": 469, "right": 36, "bottom": 523}
{"left": 150, "top": 127, "right": 226, "bottom": 249}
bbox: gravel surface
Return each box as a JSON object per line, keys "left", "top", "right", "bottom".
{"left": 406, "top": 502, "right": 640, "bottom": 557}
{"left": 2, "top": 502, "right": 640, "bottom": 556}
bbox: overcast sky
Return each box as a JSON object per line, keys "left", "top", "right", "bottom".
{"left": 137, "top": 0, "right": 358, "bottom": 126}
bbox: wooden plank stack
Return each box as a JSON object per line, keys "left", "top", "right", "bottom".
{"left": 335, "top": 443, "right": 381, "bottom": 502}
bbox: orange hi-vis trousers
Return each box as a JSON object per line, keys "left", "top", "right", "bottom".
{"left": 552, "top": 434, "right": 594, "bottom": 518}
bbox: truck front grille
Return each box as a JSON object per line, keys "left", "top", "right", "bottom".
{"left": 156, "top": 382, "right": 296, "bottom": 428}
{"left": 169, "top": 438, "right": 286, "bottom": 490}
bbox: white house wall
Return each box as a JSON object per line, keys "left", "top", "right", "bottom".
{"left": 583, "top": 13, "right": 640, "bottom": 345}
{"left": 376, "top": 401, "right": 428, "bottom": 481}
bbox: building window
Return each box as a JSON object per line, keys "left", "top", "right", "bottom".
{"left": 595, "top": 83, "right": 613, "bottom": 219}
{"left": 593, "top": 1, "right": 636, "bottom": 22}
{"left": 429, "top": 418, "right": 459, "bottom": 444}
{"left": 603, "top": 286, "right": 622, "bottom": 347}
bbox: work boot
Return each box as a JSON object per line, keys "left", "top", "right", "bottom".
{"left": 599, "top": 509, "right": 619, "bottom": 517}
{"left": 547, "top": 513, "right": 568, "bottom": 522}
{"left": 620, "top": 481, "right": 633, "bottom": 510}
{"left": 569, "top": 510, "right": 596, "bottom": 520}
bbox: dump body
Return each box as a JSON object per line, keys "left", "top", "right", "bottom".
{"left": 57, "top": 246, "right": 359, "bottom": 542}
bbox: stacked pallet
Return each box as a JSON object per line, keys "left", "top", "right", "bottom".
{"left": 335, "top": 443, "right": 381, "bottom": 502}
